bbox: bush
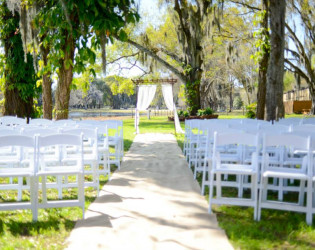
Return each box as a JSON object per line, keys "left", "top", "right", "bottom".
{"left": 204, "top": 107, "right": 214, "bottom": 115}
{"left": 178, "top": 110, "right": 189, "bottom": 117}
{"left": 197, "top": 107, "right": 214, "bottom": 116}
{"left": 245, "top": 103, "right": 257, "bottom": 119}
{"left": 197, "top": 109, "right": 204, "bottom": 116}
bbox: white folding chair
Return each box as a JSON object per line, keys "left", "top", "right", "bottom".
{"left": 61, "top": 127, "right": 101, "bottom": 195}
{"left": 104, "top": 120, "right": 123, "bottom": 169}
{"left": 209, "top": 131, "right": 260, "bottom": 219}
{"left": 76, "top": 122, "right": 110, "bottom": 180}
{"left": 0, "top": 135, "right": 38, "bottom": 220}
{"left": 36, "top": 134, "right": 85, "bottom": 218}
{"left": 258, "top": 134, "right": 313, "bottom": 225}
{"left": 201, "top": 127, "right": 242, "bottom": 195}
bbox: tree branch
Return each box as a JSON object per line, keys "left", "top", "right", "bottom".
{"left": 286, "top": 24, "right": 313, "bottom": 80}
{"left": 159, "top": 48, "right": 185, "bottom": 64}
{"left": 120, "top": 37, "right": 188, "bottom": 83}
{"left": 284, "top": 59, "right": 310, "bottom": 83}
{"left": 107, "top": 52, "right": 140, "bottom": 65}
{"left": 228, "top": 0, "right": 261, "bottom": 11}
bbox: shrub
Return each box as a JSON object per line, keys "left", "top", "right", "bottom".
{"left": 197, "top": 107, "right": 214, "bottom": 116}
{"left": 204, "top": 107, "right": 214, "bottom": 115}
{"left": 178, "top": 110, "right": 189, "bottom": 117}
{"left": 245, "top": 102, "right": 257, "bottom": 119}
{"left": 197, "top": 109, "right": 204, "bottom": 116}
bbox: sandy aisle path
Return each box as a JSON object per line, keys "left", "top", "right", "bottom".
{"left": 66, "top": 133, "right": 233, "bottom": 250}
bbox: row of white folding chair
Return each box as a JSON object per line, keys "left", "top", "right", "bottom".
{"left": 201, "top": 125, "right": 296, "bottom": 195}
{"left": 0, "top": 133, "right": 84, "bottom": 221}
{"left": 207, "top": 131, "right": 315, "bottom": 224}
{"left": 25, "top": 124, "right": 110, "bottom": 186}
{"left": 192, "top": 123, "right": 291, "bottom": 185}
{"left": 0, "top": 127, "right": 81, "bottom": 201}
{"left": 184, "top": 119, "right": 240, "bottom": 164}
{"left": 78, "top": 120, "right": 123, "bottom": 169}
{"left": 0, "top": 125, "right": 109, "bottom": 198}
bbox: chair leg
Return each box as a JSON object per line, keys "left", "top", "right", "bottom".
{"left": 31, "top": 176, "right": 38, "bottom": 221}
{"left": 42, "top": 176, "right": 47, "bottom": 204}
{"left": 17, "top": 177, "right": 23, "bottom": 201}
{"left": 299, "top": 180, "right": 306, "bottom": 206}
{"left": 208, "top": 172, "right": 214, "bottom": 214}
{"left": 252, "top": 175, "right": 258, "bottom": 220}
{"left": 238, "top": 175, "right": 244, "bottom": 198}
{"left": 201, "top": 159, "right": 208, "bottom": 195}
{"left": 306, "top": 180, "right": 312, "bottom": 225}
{"left": 78, "top": 173, "right": 85, "bottom": 219}
{"left": 216, "top": 173, "right": 222, "bottom": 199}
{"left": 278, "top": 178, "right": 284, "bottom": 201}
{"left": 57, "top": 175, "right": 63, "bottom": 199}
{"left": 93, "top": 162, "right": 100, "bottom": 197}
{"left": 257, "top": 177, "right": 266, "bottom": 221}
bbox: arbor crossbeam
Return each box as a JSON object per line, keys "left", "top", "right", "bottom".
{"left": 132, "top": 78, "right": 177, "bottom": 85}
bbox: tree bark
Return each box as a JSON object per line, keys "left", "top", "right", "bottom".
{"left": 256, "top": 0, "right": 269, "bottom": 120}
{"left": 40, "top": 42, "right": 53, "bottom": 119}
{"left": 55, "top": 30, "right": 75, "bottom": 120}
{"left": 1, "top": 3, "right": 36, "bottom": 121}
{"left": 266, "top": 0, "right": 285, "bottom": 121}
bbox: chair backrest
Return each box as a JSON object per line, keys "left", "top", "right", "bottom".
{"left": 37, "top": 133, "right": 84, "bottom": 171}
{"left": 228, "top": 123, "right": 259, "bottom": 133}
{"left": 51, "top": 119, "right": 77, "bottom": 127}
{"left": 276, "top": 118, "right": 302, "bottom": 126}
{"left": 262, "top": 133, "right": 311, "bottom": 173}
{"left": 301, "top": 118, "right": 315, "bottom": 125}
{"left": 258, "top": 124, "right": 291, "bottom": 135}
{"left": 0, "top": 135, "right": 37, "bottom": 171}
{"left": 0, "top": 116, "right": 26, "bottom": 126}
{"left": 22, "top": 127, "right": 58, "bottom": 137}
{"left": 0, "top": 134, "right": 36, "bottom": 148}
{"left": 38, "top": 133, "right": 83, "bottom": 147}
{"left": 29, "top": 118, "right": 53, "bottom": 126}
{"left": 212, "top": 131, "right": 259, "bottom": 169}
{"left": 291, "top": 124, "right": 315, "bottom": 133}
{"left": 61, "top": 127, "right": 98, "bottom": 140}
{"left": 0, "top": 127, "right": 21, "bottom": 136}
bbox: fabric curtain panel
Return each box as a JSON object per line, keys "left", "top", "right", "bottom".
{"left": 135, "top": 85, "right": 157, "bottom": 133}
{"left": 162, "top": 84, "right": 184, "bottom": 134}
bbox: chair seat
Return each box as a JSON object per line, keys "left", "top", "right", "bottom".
{"left": 263, "top": 170, "right": 308, "bottom": 180}
{"left": 37, "top": 166, "right": 82, "bottom": 176}
{"left": 0, "top": 168, "right": 34, "bottom": 177}
{"left": 213, "top": 164, "right": 256, "bottom": 175}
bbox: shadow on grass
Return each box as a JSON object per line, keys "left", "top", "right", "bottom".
{"left": 0, "top": 214, "right": 76, "bottom": 237}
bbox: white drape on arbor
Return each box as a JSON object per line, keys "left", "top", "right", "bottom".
{"left": 135, "top": 85, "right": 157, "bottom": 133}
{"left": 162, "top": 84, "right": 184, "bottom": 134}
{"left": 134, "top": 84, "right": 184, "bottom": 134}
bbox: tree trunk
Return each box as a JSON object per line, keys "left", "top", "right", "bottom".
{"left": 266, "top": 0, "right": 285, "bottom": 121}
{"left": 3, "top": 86, "right": 33, "bottom": 119}
{"left": 1, "top": 3, "right": 36, "bottom": 121}
{"left": 40, "top": 43, "right": 53, "bottom": 120}
{"left": 55, "top": 31, "right": 75, "bottom": 120}
{"left": 256, "top": 0, "right": 269, "bottom": 120}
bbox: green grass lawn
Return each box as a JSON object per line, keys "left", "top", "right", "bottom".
{"left": 1, "top": 115, "right": 315, "bottom": 249}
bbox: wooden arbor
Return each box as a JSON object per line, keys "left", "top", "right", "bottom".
{"left": 132, "top": 78, "right": 178, "bottom": 134}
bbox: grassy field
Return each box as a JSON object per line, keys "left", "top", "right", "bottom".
{"left": 1, "top": 114, "right": 315, "bottom": 249}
